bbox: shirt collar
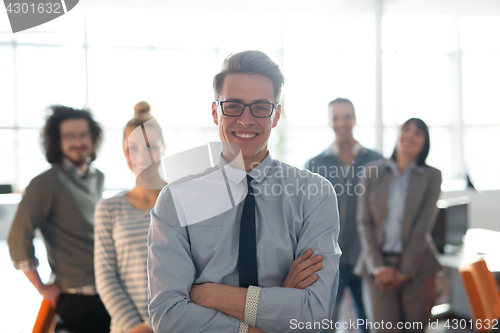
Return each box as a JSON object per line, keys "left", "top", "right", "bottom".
{"left": 218, "top": 154, "right": 247, "bottom": 185}
{"left": 414, "top": 165, "right": 424, "bottom": 174}
{"left": 385, "top": 158, "right": 424, "bottom": 175}
{"left": 217, "top": 151, "right": 274, "bottom": 184}
{"left": 248, "top": 152, "right": 274, "bottom": 183}
{"left": 328, "top": 141, "right": 363, "bottom": 158}
{"left": 62, "top": 158, "right": 95, "bottom": 179}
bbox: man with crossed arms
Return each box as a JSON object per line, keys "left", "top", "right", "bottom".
{"left": 148, "top": 50, "right": 341, "bottom": 333}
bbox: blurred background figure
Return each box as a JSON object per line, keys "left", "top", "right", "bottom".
{"left": 356, "top": 118, "right": 442, "bottom": 333}
{"left": 94, "top": 101, "right": 165, "bottom": 333}
{"left": 7, "top": 105, "right": 110, "bottom": 333}
{"left": 305, "top": 98, "right": 382, "bottom": 333}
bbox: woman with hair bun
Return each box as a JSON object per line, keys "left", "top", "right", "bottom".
{"left": 94, "top": 102, "right": 166, "bottom": 333}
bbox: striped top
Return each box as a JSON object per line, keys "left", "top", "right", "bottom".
{"left": 94, "top": 193, "right": 151, "bottom": 333}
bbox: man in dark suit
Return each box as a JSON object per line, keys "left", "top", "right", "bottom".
{"left": 305, "top": 98, "right": 382, "bottom": 333}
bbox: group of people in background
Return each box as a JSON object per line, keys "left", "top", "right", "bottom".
{"left": 7, "top": 50, "right": 442, "bottom": 333}
{"left": 306, "top": 99, "right": 442, "bottom": 332}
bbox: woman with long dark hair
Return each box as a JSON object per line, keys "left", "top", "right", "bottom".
{"left": 356, "top": 118, "right": 442, "bottom": 333}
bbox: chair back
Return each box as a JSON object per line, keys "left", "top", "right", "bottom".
{"left": 459, "top": 259, "right": 500, "bottom": 332}
{"left": 32, "top": 299, "right": 57, "bottom": 333}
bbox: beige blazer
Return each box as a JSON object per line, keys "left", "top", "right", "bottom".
{"left": 355, "top": 160, "right": 442, "bottom": 282}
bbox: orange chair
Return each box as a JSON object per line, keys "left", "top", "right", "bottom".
{"left": 459, "top": 259, "right": 500, "bottom": 332}
{"left": 32, "top": 299, "right": 57, "bottom": 333}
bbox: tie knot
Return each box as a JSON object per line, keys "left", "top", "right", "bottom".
{"left": 246, "top": 175, "right": 253, "bottom": 188}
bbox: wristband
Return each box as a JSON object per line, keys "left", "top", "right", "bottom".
{"left": 238, "top": 320, "right": 248, "bottom": 333}
{"left": 244, "top": 285, "right": 262, "bottom": 327}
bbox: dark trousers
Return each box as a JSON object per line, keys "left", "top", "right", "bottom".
{"left": 56, "top": 293, "right": 110, "bottom": 333}
{"left": 323, "top": 264, "right": 369, "bottom": 333}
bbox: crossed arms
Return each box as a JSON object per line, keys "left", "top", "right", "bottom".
{"left": 188, "top": 249, "right": 325, "bottom": 333}
{"left": 147, "top": 185, "right": 341, "bottom": 333}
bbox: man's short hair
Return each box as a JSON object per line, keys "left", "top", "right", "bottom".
{"left": 41, "top": 105, "right": 103, "bottom": 163}
{"left": 328, "top": 97, "right": 356, "bottom": 118}
{"left": 213, "top": 50, "right": 285, "bottom": 102}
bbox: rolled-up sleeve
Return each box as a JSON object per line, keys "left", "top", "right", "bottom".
{"left": 147, "top": 187, "right": 240, "bottom": 333}
{"left": 255, "top": 178, "right": 341, "bottom": 333}
{"left": 7, "top": 173, "right": 55, "bottom": 270}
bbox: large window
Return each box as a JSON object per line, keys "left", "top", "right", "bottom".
{"left": 1, "top": 1, "right": 500, "bottom": 191}
{"left": 382, "top": 14, "right": 455, "bottom": 181}
{"left": 461, "top": 16, "right": 500, "bottom": 190}
{"left": 283, "top": 12, "right": 375, "bottom": 167}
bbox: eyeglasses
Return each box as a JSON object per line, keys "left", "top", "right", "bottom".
{"left": 61, "top": 131, "right": 92, "bottom": 143}
{"left": 215, "top": 101, "right": 278, "bottom": 118}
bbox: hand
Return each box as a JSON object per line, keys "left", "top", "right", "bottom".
{"left": 373, "top": 266, "right": 397, "bottom": 292}
{"left": 374, "top": 279, "right": 398, "bottom": 292}
{"left": 38, "top": 283, "right": 61, "bottom": 309}
{"left": 394, "top": 271, "right": 409, "bottom": 284}
{"left": 373, "top": 267, "right": 409, "bottom": 292}
{"left": 373, "top": 266, "right": 396, "bottom": 284}
{"left": 128, "top": 323, "right": 154, "bottom": 333}
{"left": 282, "top": 249, "right": 323, "bottom": 289}
{"left": 382, "top": 271, "right": 409, "bottom": 291}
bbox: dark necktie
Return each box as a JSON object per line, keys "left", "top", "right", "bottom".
{"left": 238, "top": 175, "right": 258, "bottom": 288}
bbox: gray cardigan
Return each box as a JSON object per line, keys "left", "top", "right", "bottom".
{"left": 305, "top": 146, "right": 382, "bottom": 266}
{"left": 7, "top": 163, "right": 104, "bottom": 289}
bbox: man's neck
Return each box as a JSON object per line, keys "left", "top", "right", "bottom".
{"left": 243, "top": 153, "right": 268, "bottom": 172}
{"left": 76, "top": 163, "right": 88, "bottom": 174}
{"left": 222, "top": 149, "right": 268, "bottom": 173}
{"left": 335, "top": 136, "right": 356, "bottom": 152}
{"left": 333, "top": 137, "right": 358, "bottom": 166}
{"left": 63, "top": 157, "right": 89, "bottom": 175}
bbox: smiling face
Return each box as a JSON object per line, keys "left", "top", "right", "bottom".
{"left": 212, "top": 73, "right": 281, "bottom": 169}
{"left": 396, "top": 121, "right": 426, "bottom": 161}
{"left": 329, "top": 103, "right": 356, "bottom": 142}
{"left": 123, "top": 125, "right": 165, "bottom": 178}
{"left": 60, "top": 118, "right": 93, "bottom": 166}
